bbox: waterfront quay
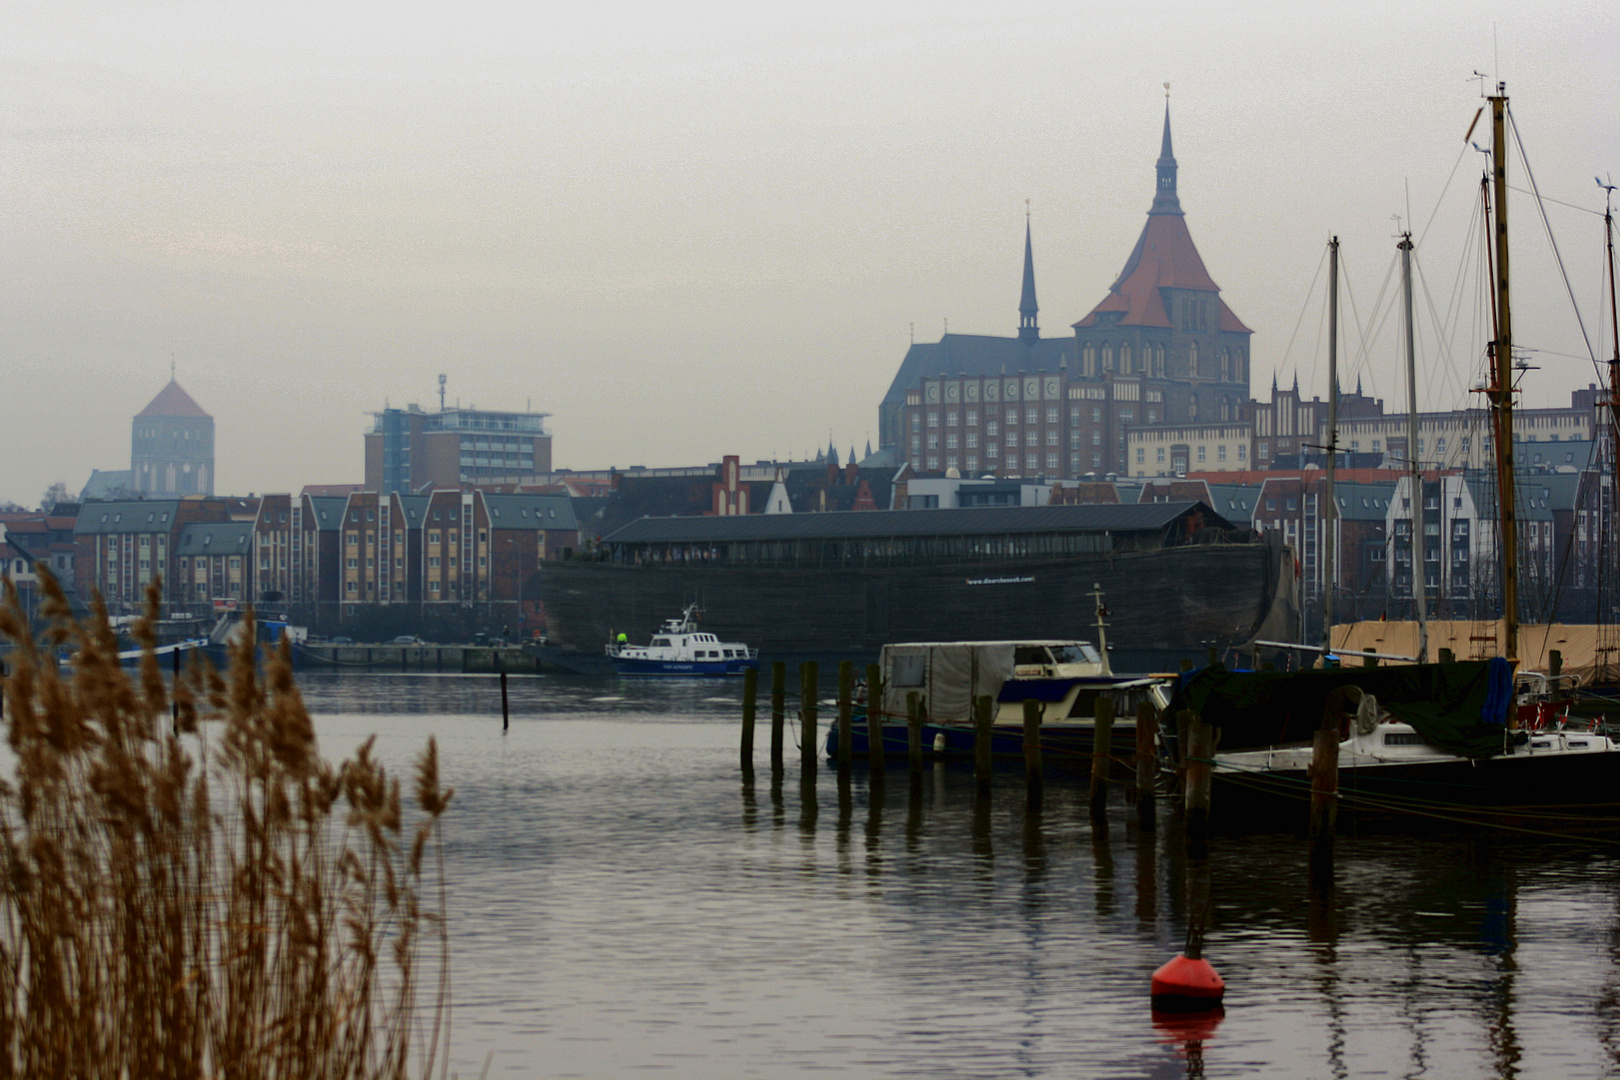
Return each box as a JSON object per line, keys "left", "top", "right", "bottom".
{"left": 296, "top": 643, "right": 539, "bottom": 673}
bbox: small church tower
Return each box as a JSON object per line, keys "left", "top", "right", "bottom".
{"left": 1018, "top": 213, "right": 1040, "bottom": 342}
{"left": 132, "top": 377, "right": 214, "bottom": 496}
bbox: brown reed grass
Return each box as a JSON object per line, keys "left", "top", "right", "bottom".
{"left": 0, "top": 570, "right": 453, "bottom": 1079}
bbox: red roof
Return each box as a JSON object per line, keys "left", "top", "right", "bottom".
{"left": 137, "top": 380, "right": 211, "bottom": 419}
{"left": 1074, "top": 213, "right": 1253, "bottom": 334}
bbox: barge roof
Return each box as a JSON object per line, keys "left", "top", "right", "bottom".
{"left": 602, "top": 500, "right": 1233, "bottom": 545}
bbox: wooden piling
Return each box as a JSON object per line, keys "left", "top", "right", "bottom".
{"left": 1023, "top": 699, "right": 1043, "bottom": 813}
{"left": 172, "top": 645, "right": 181, "bottom": 731}
{"left": 1438, "top": 647, "right": 1455, "bottom": 664}
{"left": 973, "top": 695, "right": 994, "bottom": 799}
{"left": 906, "top": 690, "right": 923, "bottom": 777}
{"left": 836, "top": 660, "right": 853, "bottom": 773}
{"left": 769, "top": 661, "right": 786, "bottom": 775}
{"left": 799, "top": 661, "right": 818, "bottom": 773}
{"left": 1089, "top": 696, "right": 1114, "bottom": 821}
{"left": 1206, "top": 645, "right": 1219, "bottom": 667}
{"left": 740, "top": 666, "right": 758, "bottom": 772}
{"left": 1135, "top": 700, "right": 1158, "bottom": 832}
{"left": 866, "top": 663, "right": 887, "bottom": 775}
{"left": 1183, "top": 715, "right": 1214, "bottom": 860}
{"left": 1180, "top": 657, "right": 1194, "bottom": 673}
{"left": 1310, "top": 688, "right": 1349, "bottom": 874}
{"left": 498, "top": 653, "right": 510, "bottom": 731}
{"left": 1174, "top": 709, "right": 1193, "bottom": 800}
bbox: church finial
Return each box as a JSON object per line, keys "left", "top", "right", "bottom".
{"left": 1151, "top": 86, "right": 1183, "bottom": 216}
{"left": 1018, "top": 203, "right": 1039, "bottom": 342}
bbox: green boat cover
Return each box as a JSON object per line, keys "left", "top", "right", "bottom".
{"left": 1167, "top": 658, "right": 1515, "bottom": 759}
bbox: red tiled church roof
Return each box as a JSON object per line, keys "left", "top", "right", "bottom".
{"left": 137, "top": 379, "right": 211, "bottom": 419}
{"left": 1073, "top": 104, "right": 1252, "bottom": 336}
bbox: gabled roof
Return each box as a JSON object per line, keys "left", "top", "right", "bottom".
{"left": 137, "top": 380, "right": 211, "bottom": 420}
{"left": 75, "top": 500, "right": 183, "bottom": 535}
{"left": 880, "top": 335, "right": 1076, "bottom": 415}
{"left": 175, "top": 522, "right": 251, "bottom": 557}
{"left": 305, "top": 496, "right": 349, "bottom": 531}
{"left": 483, "top": 493, "right": 578, "bottom": 531}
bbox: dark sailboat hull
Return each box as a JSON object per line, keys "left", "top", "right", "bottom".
{"left": 540, "top": 543, "right": 1289, "bottom": 666}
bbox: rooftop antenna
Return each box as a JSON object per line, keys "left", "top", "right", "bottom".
{"left": 438, "top": 373, "right": 447, "bottom": 411}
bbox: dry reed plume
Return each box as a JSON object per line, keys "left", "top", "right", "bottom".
{"left": 0, "top": 571, "right": 453, "bottom": 1079}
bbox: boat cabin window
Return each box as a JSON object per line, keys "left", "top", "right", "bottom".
{"left": 1383, "top": 732, "right": 1427, "bottom": 746}
{"left": 651, "top": 636, "right": 672, "bottom": 647}
{"left": 1014, "top": 646, "right": 1052, "bottom": 666}
{"left": 1047, "top": 644, "right": 1100, "bottom": 664}
{"left": 890, "top": 655, "right": 927, "bottom": 687}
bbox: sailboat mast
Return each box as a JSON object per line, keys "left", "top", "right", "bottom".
{"left": 1323, "top": 236, "right": 1339, "bottom": 654}
{"left": 1489, "top": 84, "right": 1520, "bottom": 663}
{"left": 1604, "top": 183, "right": 1619, "bottom": 634}
{"left": 1400, "top": 232, "right": 1428, "bottom": 661}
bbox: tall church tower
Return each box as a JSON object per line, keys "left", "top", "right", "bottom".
{"left": 1071, "top": 100, "right": 1253, "bottom": 471}
{"left": 132, "top": 378, "right": 215, "bottom": 496}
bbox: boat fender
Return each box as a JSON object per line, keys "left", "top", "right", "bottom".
{"left": 933, "top": 733, "right": 947, "bottom": 753}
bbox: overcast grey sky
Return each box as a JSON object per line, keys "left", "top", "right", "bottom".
{"left": 2, "top": 1, "right": 1616, "bottom": 506}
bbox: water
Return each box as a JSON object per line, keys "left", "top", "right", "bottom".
{"left": 297, "top": 672, "right": 1620, "bottom": 1079}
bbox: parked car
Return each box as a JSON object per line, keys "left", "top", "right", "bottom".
{"left": 392, "top": 635, "right": 427, "bottom": 645}
{"left": 331, "top": 636, "right": 354, "bottom": 645}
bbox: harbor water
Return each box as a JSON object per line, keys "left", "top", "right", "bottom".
{"left": 298, "top": 671, "right": 1620, "bottom": 1079}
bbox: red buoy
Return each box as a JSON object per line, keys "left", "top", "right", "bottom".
{"left": 1150, "top": 953, "right": 1225, "bottom": 1011}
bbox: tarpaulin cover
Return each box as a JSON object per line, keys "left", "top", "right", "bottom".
{"left": 1167, "top": 659, "right": 1514, "bottom": 759}
{"left": 1332, "top": 621, "right": 1620, "bottom": 688}
{"left": 880, "top": 643, "right": 1018, "bottom": 724}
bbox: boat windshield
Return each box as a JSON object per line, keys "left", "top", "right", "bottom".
{"left": 650, "top": 636, "right": 672, "bottom": 647}
{"left": 1047, "top": 644, "right": 1100, "bottom": 665}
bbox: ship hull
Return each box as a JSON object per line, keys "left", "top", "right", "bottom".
{"left": 541, "top": 543, "right": 1289, "bottom": 665}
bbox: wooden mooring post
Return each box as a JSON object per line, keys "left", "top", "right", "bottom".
{"left": 799, "top": 661, "right": 818, "bottom": 774}
{"left": 1089, "top": 696, "right": 1114, "bottom": 822}
{"left": 172, "top": 645, "right": 181, "bottom": 732}
{"left": 866, "top": 662, "right": 887, "bottom": 776}
{"left": 769, "top": 661, "right": 786, "bottom": 776}
{"left": 1310, "top": 687, "right": 1353, "bottom": 875}
{"left": 836, "top": 660, "right": 853, "bottom": 775}
{"left": 906, "top": 690, "right": 923, "bottom": 777}
{"left": 498, "top": 653, "right": 510, "bottom": 731}
{"left": 740, "top": 666, "right": 758, "bottom": 772}
{"left": 1183, "top": 714, "right": 1215, "bottom": 860}
{"left": 974, "top": 695, "right": 994, "bottom": 799}
{"left": 1135, "top": 701, "right": 1158, "bottom": 832}
{"left": 1023, "top": 699, "right": 1043, "bottom": 813}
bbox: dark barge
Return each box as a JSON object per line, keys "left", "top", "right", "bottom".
{"left": 540, "top": 501, "right": 1295, "bottom": 670}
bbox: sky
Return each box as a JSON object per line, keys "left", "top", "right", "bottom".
{"left": 2, "top": 1, "right": 1617, "bottom": 507}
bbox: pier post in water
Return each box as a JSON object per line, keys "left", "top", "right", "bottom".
{"left": 1023, "top": 699, "right": 1043, "bottom": 813}
{"left": 769, "top": 661, "right": 786, "bottom": 776}
{"left": 1135, "top": 701, "right": 1158, "bottom": 832}
{"left": 740, "top": 666, "right": 758, "bottom": 772}
{"left": 1183, "top": 715, "right": 1214, "bottom": 860}
{"left": 799, "top": 661, "right": 818, "bottom": 774}
{"left": 498, "top": 652, "right": 509, "bottom": 731}
{"left": 1174, "top": 708, "right": 1193, "bottom": 804}
{"left": 866, "top": 663, "right": 887, "bottom": 775}
{"left": 1089, "top": 696, "right": 1114, "bottom": 822}
{"left": 836, "top": 660, "right": 853, "bottom": 774}
{"left": 974, "top": 695, "right": 994, "bottom": 799}
{"left": 1310, "top": 687, "right": 1353, "bottom": 875}
{"left": 1438, "top": 647, "right": 1454, "bottom": 664}
{"left": 906, "top": 691, "right": 923, "bottom": 777}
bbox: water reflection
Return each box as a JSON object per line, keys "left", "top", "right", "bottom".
{"left": 292, "top": 674, "right": 1620, "bottom": 1079}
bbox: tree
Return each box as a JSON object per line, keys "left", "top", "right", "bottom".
{"left": 39, "top": 482, "right": 70, "bottom": 512}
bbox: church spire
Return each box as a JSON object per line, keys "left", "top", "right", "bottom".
{"left": 1151, "top": 91, "right": 1183, "bottom": 217}
{"left": 1018, "top": 207, "right": 1039, "bottom": 342}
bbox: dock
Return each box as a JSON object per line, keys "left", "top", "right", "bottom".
{"left": 294, "top": 644, "right": 540, "bottom": 673}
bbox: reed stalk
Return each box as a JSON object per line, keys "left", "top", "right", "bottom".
{"left": 0, "top": 570, "right": 453, "bottom": 1079}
